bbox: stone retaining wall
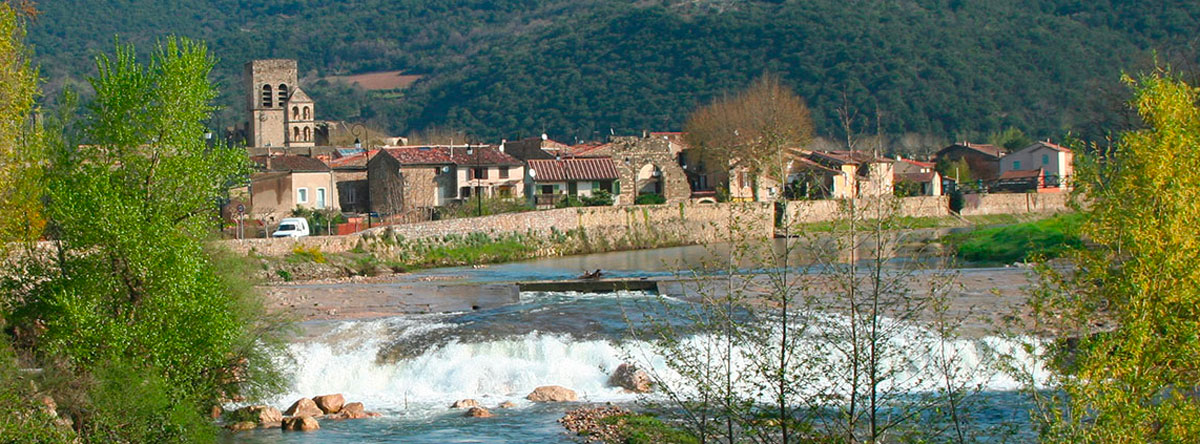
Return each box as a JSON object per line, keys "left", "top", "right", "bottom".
{"left": 222, "top": 202, "right": 773, "bottom": 256}
{"left": 959, "top": 192, "right": 1071, "bottom": 216}
{"left": 223, "top": 193, "right": 1071, "bottom": 257}
{"left": 784, "top": 195, "right": 951, "bottom": 224}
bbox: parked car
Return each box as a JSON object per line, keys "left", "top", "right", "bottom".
{"left": 271, "top": 217, "right": 310, "bottom": 238}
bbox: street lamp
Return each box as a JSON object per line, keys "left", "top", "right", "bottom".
{"left": 466, "top": 143, "right": 482, "bottom": 216}
{"left": 350, "top": 123, "right": 369, "bottom": 150}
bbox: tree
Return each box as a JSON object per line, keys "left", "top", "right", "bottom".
{"left": 684, "top": 74, "right": 814, "bottom": 201}
{"left": 1030, "top": 70, "right": 1200, "bottom": 442}
{"left": 988, "top": 127, "right": 1032, "bottom": 152}
{"left": 0, "top": 1, "right": 42, "bottom": 244}
{"left": 8, "top": 37, "right": 285, "bottom": 441}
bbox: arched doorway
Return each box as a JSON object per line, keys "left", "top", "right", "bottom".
{"left": 636, "top": 163, "right": 663, "bottom": 196}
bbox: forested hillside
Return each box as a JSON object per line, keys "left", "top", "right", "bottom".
{"left": 23, "top": 0, "right": 1200, "bottom": 143}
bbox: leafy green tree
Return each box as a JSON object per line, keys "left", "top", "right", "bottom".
{"left": 0, "top": 1, "right": 42, "bottom": 244}
{"left": 9, "top": 37, "right": 284, "bottom": 441}
{"left": 935, "top": 157, "right": 973, "bottom": 183}
{"left": 988, "top": 127, "right": 1032, "bottom": 152}
{"left": 1032, "top": 70, "right": 1200, "bottom": 442}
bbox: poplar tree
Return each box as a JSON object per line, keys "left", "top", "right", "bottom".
{"left": 1034, "top": 70, "right": 1200, "bottom": 442}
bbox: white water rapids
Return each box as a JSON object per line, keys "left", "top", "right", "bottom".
{"left": 273, "top": 292, "right": 1050, "bottom": 414}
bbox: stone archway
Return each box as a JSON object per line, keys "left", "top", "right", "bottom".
{"left": 636, "top": 163, "right": 663, "bottom": 196}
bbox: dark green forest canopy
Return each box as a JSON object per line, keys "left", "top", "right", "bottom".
{"left": 24, "top": 0, "right": 1200, "bottom": 143}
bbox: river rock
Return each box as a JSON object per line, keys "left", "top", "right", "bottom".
{"left": 498, "top": 401, "right": 516, "bottom": 409}
{"left": 313, "top": 394, "right": 345, "bottom": 414}
{"left": 333, "top": 402, "right": 367, "bottom": 419}
{"left": 209, "top": 405, "right": 222, "bottom": 419}
{"left": 463, "top": 407, "right": 493, "bottom": 418}
{"left": 226, "top": 421, "right": 257, "bottom": 432}
{"left": 526, "top": 385, "right": 578, "bottom": 402}
{"left": 607, "top": 363, "right": 653, "bottom": 393}
{"left": 236, "top": 405, "right": 283, "bottom": 428}
{"left": 450, "top": 399, "right": 481, "bottom": 409}
{"left": 285, "top": 398, "right": 323, "bottom": 417}
{"left": 282, "top": 415, "right": 320, "bottom": 432}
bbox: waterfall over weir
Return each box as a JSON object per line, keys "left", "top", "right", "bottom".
{"left": 271, "top": 291, "right": 1047, "bottom": 418}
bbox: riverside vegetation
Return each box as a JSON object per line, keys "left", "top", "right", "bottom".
{"left": 0, "top": 7, "right": 289, "bottom": 442}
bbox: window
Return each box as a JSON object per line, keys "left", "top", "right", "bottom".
{"left": 1013, "top": 160, "right": 1021, "bottom": 170}
{"left": 293, "top": 127, "right": 300, "bottom": 141}
{"left": 292, "top": 106, "right": 300, "bottom": 120}
{"left": 277, "top": 84, "right": 289, "bottom": 107}
{"left": 460, "top": 186, "right": 472, "bottom": 198}
{"left": 303, "top": 106, "right": 310, "bottom": 120}
{"left": 473, "top": 167, "right": 488, "bottom": 180}
{"left": 303, "top": 127, "right": 311, "bottom": 141}
{"left": 261, "top": 84, "right": 273, "bottom": 107}
{"left": 346, "top": 187, "right": 357, "bottom": 203}
{"left": 316, "top": 188, "right": 327, "bottom": 209}
{"left": 541, "top": 185, "right": 554, "bottom": 195}
{"left": 499, "top": 167, "right": 509, "bottom": 179}
{"left": 593, "top": 181, "right": 602, "bottom": 191}
{"left": 297, "top": 188, "right": 309, "bottom": 203}
{"left": 1042, "top": 154, "right": 1050, "bottom": 165}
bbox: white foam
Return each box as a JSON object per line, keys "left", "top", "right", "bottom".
{"left": 275, "top": 313, "right": 1048, "bottom": 415}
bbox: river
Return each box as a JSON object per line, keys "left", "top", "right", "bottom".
{"left": 230, "top": 241, "right": 1047, "bottom": 443}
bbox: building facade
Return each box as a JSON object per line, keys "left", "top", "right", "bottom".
{"left": 244, "top": 59, "right": 316, "bottom": 149}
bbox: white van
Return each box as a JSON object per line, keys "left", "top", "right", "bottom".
{"left": 272, "top": 217, "right": 311, "bottom": 238}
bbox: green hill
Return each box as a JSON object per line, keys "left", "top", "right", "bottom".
{"left": 23, "top": 0, "right": 1200, "bottom": 143}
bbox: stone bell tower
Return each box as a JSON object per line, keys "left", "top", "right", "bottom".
{"left": 244, "top": 59, "right": 298, "bottom": 148}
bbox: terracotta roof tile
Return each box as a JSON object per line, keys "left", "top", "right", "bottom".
{"left": 528, "top": 157, "right": 620, "bottom": 182}
{"left": 380, "top": 146, "right": 522, "bottom": 166}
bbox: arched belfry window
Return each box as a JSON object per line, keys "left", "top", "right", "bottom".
{"left": 277, "top": 84, "right": 289, "bottom": 107}
{"left": 292, "top": 106, "right": 300, "bottom": 120}
{"left": 303, "top": 106, "right": 310, "bottom": 120}
{"left": 293, "top": 127, "right": 300, "bottom": 141}
{"left": 261, "top": 84, "right": 273, "bottom": 108}
{"left": 303, "top": 127, "right": 311, "bottom": 141}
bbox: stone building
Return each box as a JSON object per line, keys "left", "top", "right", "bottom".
{"left": 574, "top": 135, "right": 690, "bottom": 205}
{"left": 248, "top": 155, "right": 338, "bottom": 223}
{"left": 367, "top": 146, "right": 524, "bottom": 217}
{"left": 243, "top": 59, "right": 317, "bottom": 149}
{"left": 935, "top": 142, "right": 1005, "bottom": 181}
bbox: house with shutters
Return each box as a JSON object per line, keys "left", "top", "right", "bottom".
{"left": 525, "top": 157, "right": 621, "bottom": 208}
{"left": 367, "top": 145, "right": 524, "bottom": 217}
{"left": 248, "top": 154, "right": 338, "bottom": 224}
{"left": 997, "top": 141, "right": 1074, "bottom": 191}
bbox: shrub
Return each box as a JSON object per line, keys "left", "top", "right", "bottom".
{"left": 635, "top": 193, "right": 666, "bottom": 205}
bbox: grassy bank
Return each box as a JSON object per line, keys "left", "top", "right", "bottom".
{"left": 942, "top": 212, "right": 1083, "bottom": 264}
{"left": 257, "top": 225, "right": 695, "bottom": 282}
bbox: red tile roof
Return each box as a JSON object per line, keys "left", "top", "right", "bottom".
{"left": 942, "top": 143, "right": 1005, "bottom": 159}
{"left": 250, "top": 155, "right": 330, "bottom": 172}
{"left": 899, "top": 158, "right": 935, "bottom": 168}
{"left": 327, "top": 150, "right": 376, "bottom": 169}
{"left": 568, "top": 143, "right": 612, "bottom": 157}
{"left": 1025, "top": 141, "right": 1072, "bottom": 153}
{"left": 897, "top": 171, "right": 937, "bottom": 183}
{"left": 379, "top": 146, "right": 523, "bottom": 166}
{"left": 527, "top": 157, "right": 620, "bottom": 182}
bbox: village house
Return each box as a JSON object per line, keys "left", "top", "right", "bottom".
{"left": 893, "top": 157, "right": 942, "bottom": 196}
{"left": 806, "top": 150, "right": 896, "bottom": 198}
{"left": 328, "top": 150, "right": 375, "bottom": 213}
{"left": 525, "top": 157, "right": 621, "bottom": 208}
{"left": 367, "top": 145, "right": 524, "bottom": 218}
{"left": 997, "top": 140, "right": 1074, "bottom": 191}
{"left": 248, "top": 154, "right": 339, "bottom": 224}
{"left": 935, "top": 142, "right": 1006, "bottom": 181}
